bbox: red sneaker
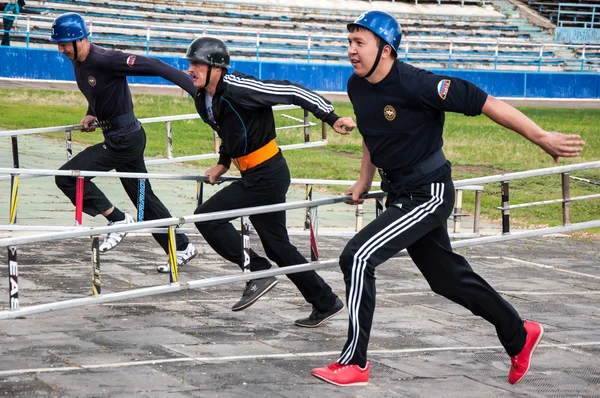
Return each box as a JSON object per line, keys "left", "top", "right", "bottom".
{"left": 508, "top": 320, "right": 544, "bottom": 384}
{"left": 311, "top": 362, "right": 370, "bottom": 386}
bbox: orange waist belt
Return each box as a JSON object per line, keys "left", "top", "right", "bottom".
{"left": 232, "top": 139, "right": 279, "bottom": 172}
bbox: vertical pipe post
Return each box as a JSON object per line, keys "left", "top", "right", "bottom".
{"left": 303, "top": 109, "right": 310, "bottom": 143}
{"left": 137, "top": 179, "right": 146, "bottom": 222}
{"left": 309, "top": 206, "right": 319, "bottom": 261}
{"left": 166, "top": 121, "right": 173, "bottom": 159}
{"left": 494, "top": 41, "right": 499, "bottom": 70}
{"left": 213, "top": 131, "right": 220, "bottom": 153}
{"left": 355, "top": 204, "right": 364, "bottom": 231}
{"left": 65, "top": 130, "right": 73, "bottom": 160}
{"left": 453, "top": 189, "right": 463, "bottom": 233}
{"left": 474, "top": 190, "right": 482, "bottom": 234}
{"left": 168, "top": 226, "right": 178, "bottom": 283}
{"left": 307, "top": 33, "right": 311, "bottom": 63}
{"left": 304, "top": 184, "right": 313, "bottom": 230}
{"left": 91, "top": 237, "right": 101, "bottom": 295}
{"left": 8, "top": 246, "right": 18, "bottom": 310}
{"left": 9, "top": 136, "right": 19, "bottom": 224}
{"left": 196, "top": 181, "right": 204, "bottom": 206}
{"left": 321, "top": 120, "right": 327, "bottom": 141}
{"left": 501, "top": 181, "right": 510, "bottom": 234}
{"left": 75, "top": 177, "right": 84, "bottom": 226}
{"left": 561, "top": 172, "right": 571, "bottom": 225}
{"left": 241, "top": 216, "right": 251, "bottom": 273}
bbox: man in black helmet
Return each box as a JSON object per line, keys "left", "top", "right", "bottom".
{"left": 49, "top": 12, "right": 198, "bottom": 272}
{"left": 311, "top": 10, "right": 585, "bottom": 387}
{"left": 184, "top": 36, "right": 356, "bottom": 326}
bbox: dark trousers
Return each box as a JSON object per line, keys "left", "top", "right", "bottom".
{"left": 2, "top": 18, "right": 14, "bottom": 46}
{"left": 194, "top": 153, "right": 337, "bottom": 311}
{"left": 55, "top": 127, "right": 189, "bottom": 253}
{"left": 337, "top": 180, "right": 526, "bottom": 367}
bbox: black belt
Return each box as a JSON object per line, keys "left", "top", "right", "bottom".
{"left": 95, "top": 112, "right": 137, "bottom": 132}
{"left": 378, "top": 149, "right": 447, "bottom": 184}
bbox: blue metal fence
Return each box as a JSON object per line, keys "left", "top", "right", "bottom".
{"left": 1, "top": 46, "right": 599, "bottom": 98}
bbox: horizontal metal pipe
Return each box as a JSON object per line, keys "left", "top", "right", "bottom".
{"left": 496, "top": 193, "right": 600, "bottom": 210}
{"left": 0, "top": 192, "right": 386, "bottom": 247}
{"left": 2, "top": 219, "right": 599, "bottom": 319}
{"left": 0, "top": 105, "right": 301, "bottom": 138}
{"left": 0, "top": 259, "right": 338, "bottom": 320}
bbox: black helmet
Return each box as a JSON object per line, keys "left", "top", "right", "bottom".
{"left": 186, "top": 37, "right": 230, "bottom": 68}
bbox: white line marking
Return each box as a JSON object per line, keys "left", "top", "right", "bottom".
{"left": 502, "top": 256, "right": 600, "bottom": 280}
{"left": 1, "top": 341, "right": 599, "bottom": 376}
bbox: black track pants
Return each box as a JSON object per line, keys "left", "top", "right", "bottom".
{"left": 337, "top": 180, "right": 526, "bottom": 367}
{"left": 194, "top": 154, "right": 337, "bottom": 311}
{"left": 55, "top": 127, "right": 189, "bottom": 253}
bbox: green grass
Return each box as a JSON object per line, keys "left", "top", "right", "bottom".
{"left": 1, "top": 87, "right": 599, "bottom": 230}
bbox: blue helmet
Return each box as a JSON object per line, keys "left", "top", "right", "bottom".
{"left": 50, "top": 13, "right": 89, "bottom": 42}
{"left": 347, "top": 10, "right": 402, "bottom": 54}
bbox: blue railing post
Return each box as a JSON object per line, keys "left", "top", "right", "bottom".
{"left": 448, "top": 40, "right": 453, "bottom": 70}
{"left": 256, "top": 31, "right": 260, "bottom": 62}
{"left": 537, "top": 43, "right": 543, "bottom": 72}
{"left": 307, "top": 33, "right": 311, "bottom": 63}
{"left": 580, "top": 44, "right": 586, "bottom": 72}
{"left": 146, "top": 24, "right": 150, "bottom": 55}
{"left": 25, "top": 15, "right": 30, "bottom": 48}
{"left": 404, "top": 39, "right": 409, "bottom": 62}
{"left": 494, "top": 41, "right": 499, "bottom": 70}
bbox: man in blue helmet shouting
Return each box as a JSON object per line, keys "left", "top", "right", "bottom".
{"left": 49, "top": 12, "right": 198, "bottom": 272}
{"left": 311, "top": 10, "right": 585, "bottom": 386}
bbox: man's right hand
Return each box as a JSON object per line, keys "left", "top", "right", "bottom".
{"left": 80, "top": 115, "right": 97, "bottom": 132}
{"left": 345, "top": 180, "right": 372, "bottom": 205}
{"left": 205, "top": 164, "right": 229, "bottom": 185}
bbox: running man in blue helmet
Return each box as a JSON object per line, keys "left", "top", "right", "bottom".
{"left": 311, "top": 10, "right": 585, "bottom": 386}
{"left": 50, "top": 12, "right": 198, "bottom": 273}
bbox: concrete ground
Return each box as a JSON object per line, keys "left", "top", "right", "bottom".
{"left": 0, "top": 233, "right": 599, "bottom": 397}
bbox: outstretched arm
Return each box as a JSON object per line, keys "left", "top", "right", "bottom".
{"left": 482, "top": 95, "right": 585, "bottom": 163}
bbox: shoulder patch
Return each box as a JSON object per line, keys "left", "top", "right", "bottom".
{"left": 437, "top": 79, "right": 451, "bottom": 100}
{"left": 126, "top": 55, "right": 136, "bottom": 67}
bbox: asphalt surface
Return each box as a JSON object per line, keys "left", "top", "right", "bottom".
{"left": 0, "top": 232, "right": 599, "bottom": 397}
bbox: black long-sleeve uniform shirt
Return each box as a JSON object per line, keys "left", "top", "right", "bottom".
{"left": 73, "top": 43, "right": 195, "bottom": 135}
{"left": 192, "top": 71, "right": 340, "bottom": 168}
{"left": 348, "top": 60, "right": 488, "bottom": 187}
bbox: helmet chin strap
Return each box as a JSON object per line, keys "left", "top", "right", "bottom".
{"left": 72, "top": 40, "right": 79, "bottom": 61}
{"left": 204, "top": 65, "right": 213, "bottom": 90}
{"left": 363, "top": 41, "right": 386, "bottom": 79}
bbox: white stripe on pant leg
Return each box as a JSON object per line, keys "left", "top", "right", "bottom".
{"left": 340, "top": 183, "right": 444, "bottom": 364}
{"left": 339, "top": 183, "right": 445, "bottom": 364}
{"left": 341, "top": 183, "right": 442, "bottom": 363}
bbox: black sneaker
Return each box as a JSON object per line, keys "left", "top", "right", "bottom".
{"left": 231, "top": 276, "right": 278, "bottom": 312}
{"left": 295, "top": 296, "right": 345, "bottom": 328}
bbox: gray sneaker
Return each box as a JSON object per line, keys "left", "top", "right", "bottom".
{"left": 231, "top": 276, "right": 278, "bottom": 311}
{"left": 295, "top": 296, "right": 345, "bottom": 328}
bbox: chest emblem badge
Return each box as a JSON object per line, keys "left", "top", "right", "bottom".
{"left": 383, "top": 105, "right": 396, "bottom": 121}
{"left": 437, "top": 79, "right": 451, "bottom": 100}
{"left": 88, "top": 76, "right": 97, "bottom": 86}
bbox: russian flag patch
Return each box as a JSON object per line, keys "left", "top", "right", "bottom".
{"left": 437, "top": 79, "right": 451, "bottom": 100}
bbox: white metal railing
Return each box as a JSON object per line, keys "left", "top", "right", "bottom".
{"left": 0, "top": 106, "right": 325, "bottom": 168}
{"left": 2, "top": 161, "right": 600, "bottom": 319}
